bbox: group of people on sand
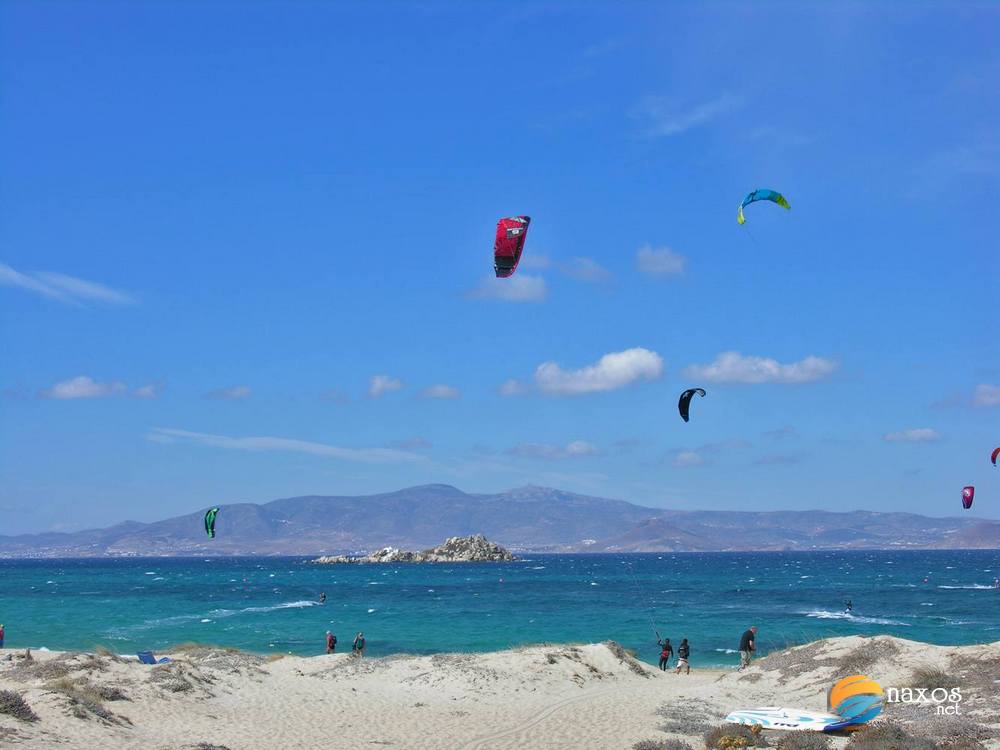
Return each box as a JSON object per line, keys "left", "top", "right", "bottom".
{"left": 655, "top": 636, "right": 691, "bottom": 674}
{"left": 326, "top": 630, "right": 366, "bottom": 658}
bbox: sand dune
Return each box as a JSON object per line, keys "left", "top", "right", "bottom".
{"left": 1, "top": 636, "right": 998, "bottom": 749}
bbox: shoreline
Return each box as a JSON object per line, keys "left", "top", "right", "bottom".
{"left": 2, "top": 635, "right": 998, "bottom": 749}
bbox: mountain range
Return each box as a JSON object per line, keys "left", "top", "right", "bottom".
{"left": 1, "top": 484, "right": 998, "bottom": 557}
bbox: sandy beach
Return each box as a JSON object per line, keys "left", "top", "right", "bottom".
{"left": 2, "top": 635, "right": 998, "bottom": 749}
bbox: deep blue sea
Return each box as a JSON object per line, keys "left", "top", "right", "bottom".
{"left": 1, "top": 551, "right": 998, "bottom": 667}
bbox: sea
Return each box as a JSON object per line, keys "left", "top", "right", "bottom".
{"left": 1, "top": 550, "right": 997, "bottom": 667}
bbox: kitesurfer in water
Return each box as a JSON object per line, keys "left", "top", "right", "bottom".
{"left": 657, "top": 637, "right": 673, "bottom": 671}
{"left": 353, "top": 632, "right": 366, "bottom": 658}
{"left": 738, "top": 626, "right": 757, "bottom": 671}
{"left": 674, "top": 638, "right": 690, "bottom": 674}
{"left": 326, "top": 631, "right": 337, "bottom": 654}
{"left": 319, "top": 592, "right": 326, "bottom": 604}
{"left": 845, "top": 599, "right": 853, "bottom": 613}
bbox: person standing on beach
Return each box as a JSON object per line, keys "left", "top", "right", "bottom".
{"left": 657, "top": 637, "right": 673, "bottom": 671}
{"left": 352, "top": 632, "right": 366, "bottom": 658}
{"left": 738, "top": 626, "right": 757, "bottom": 671}
{"left": 0, "top": 623, "right": 5, "bottom": 649}
{"left": 326, "top": 631, "right": 337, "bottom": 654}
{"left": 674, "top": 638, "right": 690, "bottom": 674}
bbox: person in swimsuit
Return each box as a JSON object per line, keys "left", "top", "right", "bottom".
{"left": 674, "top": 638, "right": 690, "bottom": 674}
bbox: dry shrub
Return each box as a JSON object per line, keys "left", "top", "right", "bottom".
{"left": 93, "top": 646, "right": 125, "bottom": 663}
{"left": 909, "top": 664, "right": 959, "bottom": 690}
{"left": 46, "top": 677, "right": 129, "bottom": 725}
{"left": 775, "top": 733, "right": 830, "bottom": 750}
{"left": 835, "top": 638, "right": 900, "bottom": 676}
{"left": 634, "top": 740, "right": 695, "bottom": 750}
{"left": 846, "top": 721, "right": 939, "bottom": 750}
{"left": 603, "top": 640, "right": 650, "bottom": 678}
{"left": 0, "top": 690, "right": 39, "bottom": 722}
{"left": 656, "top": 699, "right": 716, "bottom": 736}
{"left": 704, "top": 723, "right": 768, "bottom": 748}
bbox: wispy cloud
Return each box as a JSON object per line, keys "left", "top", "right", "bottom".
{"left": 519, "top": 254, "right": 552, "bottom": 270}
{"left": 206, "top": 385, "right": 252, "bottom": 400}
{"left": 1, "top": 262, "right": 135, "bottom": 306}
{"left": 670, "top": 439, "right": 750, "bottom": 468}
{"left": 498, "top": 379, "right": 529, "bottom": 397}
{"left": 683, "top": 352, "right": 838, "bottom": 384}
{"left": 763, "top": 426, "right": 797, "bottom": 441}
{"left": 755, "top": 454, "right": 801, "bottom": 466}
{"left": 632, "top": 92, "right": 742, "bottom": 138}
{"left": 636, "top": 245, "right": 686, "bottom": 277}
{"left": 40, "top": 376, "right": 127, "bottom": 400}
{"left": 672, "top": 450, "right": 705, "bottom": 468}
{"left": 368, "top": 374, "right": 404, "bottom": 399}
{"left": 133, "top": 383, "right": 162, "bottom": 400}
{"left": 390, "top": 436, "right": 432, "bottom": 451}
{"left": 507, "top": 440, "right": 598, "bottom": 460}
{"left": 148, "top": 427, "right": 422, "bottom": 464}
{"left": 534, "top": 347, "right": 664, "bottom": 395}
{"left": 467, "top": 275, "right": 548, "bottom": 303}
{"left": 973, "top": 384, "right": 1000, "bottom": 408}
{"left": 558, "top": 257, "right": 613, "bottom": 283}
{"left": 884, "top": 428, "right": 941, "bottom": 443}
{"left": 421, "top": 384, "right": 459, "bottom": 400}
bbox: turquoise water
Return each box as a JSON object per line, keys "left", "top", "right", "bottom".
{"left": 1, "top": 551, "right": 997, "bottom": 667}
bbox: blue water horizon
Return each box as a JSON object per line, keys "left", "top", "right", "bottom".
{"left": 1, "top": 550, "right": 997, "bottom": 668}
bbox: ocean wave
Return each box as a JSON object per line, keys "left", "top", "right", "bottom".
{"left": 937, "top": 584, "right": 995, "bottom": 590}
{"left": 242, "top": 600, "right": 320, "bottom": 613}
{"left": 714, "top": 648, "right": 738, "bottom": 654}
{"left": 803, "top": 610, "right": 909, "bottom": 626}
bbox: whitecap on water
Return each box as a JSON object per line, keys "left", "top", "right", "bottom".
{"left": 200, "top": 619, "right": 212, "bottom": 623}
{"left": 367, "top": 608, "right": 376, "bottom": 613}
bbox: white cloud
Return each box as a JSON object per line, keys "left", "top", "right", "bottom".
{"left": 206, "top": 385, "right": 252, "bottom": 400}
{"left": 467, "top": 274, "right": 547, "bottom": 303}
{"left": 633, "top": 92, "right": 742, "bottom": 137}
{"left": 133, "top": 384, "right": 161, "bottom": 400}
{"left": 148, "top": 427, "right": 422, "bottom": 464}
{"left": 368, "top": 374, "right": 404, "bottom": 398}
{"left": 636, "top": 245, "right": 686, "bottom": 277}
{"left": 41, "top": 376, "right": 127, "bottom": 399}
{"left": 673, "top": 451, "right": 705, "bottom": 468}
{"left": 973, "top": 384, "right": 1000, "bottom": 408}
{"left": 559, "top": 257, "right": 613, "bottom": 283}
{"left": 507, "top": 440, "right": 598, "bottom": 460}
{"left": 683, "top": 352, "right": 838, "bottom": 384}
{"left": 884, "top": 428, "right": 941, "bottom": 443}
{"left": 498, "top": 379, "right": 529, "bottom": 397}
{"left": 534, "top": 347, "right": 663, "bottom": 395}
{"left": 421, "top": 384, "right": 459, "bottom": 399}
{"left": 1, "top": 262, "right": 135, "bottom": 305}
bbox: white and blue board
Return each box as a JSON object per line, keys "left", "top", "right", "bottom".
{"left": 724, "top": 707, "right": 856, "bottom": 733}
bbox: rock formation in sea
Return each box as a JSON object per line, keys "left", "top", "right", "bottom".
{"left": 312, "top": 533, "right": 516, "bottom": 564}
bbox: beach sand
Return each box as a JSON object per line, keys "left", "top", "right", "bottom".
{"left": 1, "top": 636, "right": 998, "bottom": 749}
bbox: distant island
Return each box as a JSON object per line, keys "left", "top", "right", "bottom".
{"left": 1, "top": 484, "right": 998, "bottom": 557}
{"left": 312, "top": 534, "right": 516, "bottom": 564}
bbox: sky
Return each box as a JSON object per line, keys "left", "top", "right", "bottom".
{"left": 1, "top": 1, "right": 998, "bottom": 535}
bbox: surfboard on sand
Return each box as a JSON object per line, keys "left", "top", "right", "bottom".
{"left": 724, "top": 707, "right": 856, "bottom": 732}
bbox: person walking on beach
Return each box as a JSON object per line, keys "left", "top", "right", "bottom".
{"left": 656, "top": 637, "right": 673, "bottom": 671}
{"left": 738, "top": 626, "right": 757, "bottom": 671}
{"left": 352, "top": 632, "right": 366, "bottom": 658}
{"left": 326, "top": 631, "right": 337, "bottom": 654}
{"left": 674, "top": 638, "right": 690, "bottom": 674}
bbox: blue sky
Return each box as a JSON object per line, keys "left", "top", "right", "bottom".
{"left": 2, "top": 1, "right": 998, "bottom": 534}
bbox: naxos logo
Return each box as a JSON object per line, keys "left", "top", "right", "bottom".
{"left": 827, "top": 675, "right": 885, "bottom": 726}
